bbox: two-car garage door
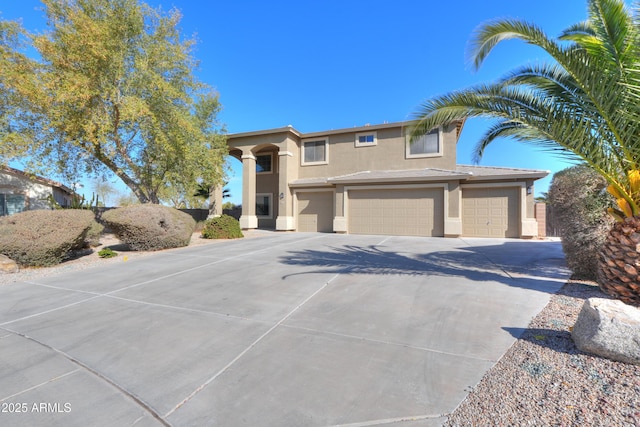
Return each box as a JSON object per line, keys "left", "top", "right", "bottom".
{"left": 348, "top": 188, "right": 444, "bottom": 237}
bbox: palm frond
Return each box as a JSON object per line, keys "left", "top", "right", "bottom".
{"left": 413, "top": 0, "right": 640, "bottom": 216}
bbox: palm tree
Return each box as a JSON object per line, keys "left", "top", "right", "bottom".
{"left": 193, "top": 182, "right": 231, "bottom": 200}
{"left": 411, "top": 0, "right": 640, "bottom": 305}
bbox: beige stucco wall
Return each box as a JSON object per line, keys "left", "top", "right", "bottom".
{"left": 226, "top": 122, "right": 459, "bottom": 182}
{"left": 297, "top": 123, "right": 458, "bottom": 179}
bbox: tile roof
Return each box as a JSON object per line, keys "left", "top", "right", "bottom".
{"left": 328, "top": 168, "right": 471, "bottom": 184}
{"left": 288, "top": 165, "right": 549, "bottom": 188}
{"left": 456, "top": 165, "right": 549, "bottom": 180}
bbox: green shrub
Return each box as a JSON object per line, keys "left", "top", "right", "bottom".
{"left": 202, "top": 215, "right": 243, "bottom": 239}
{"left": 98, "top": 247, "right": 117, "bottom": 258}
{"left": 102, "top": 204, "right": 196, "bottom": 251}
{"left": 548, "top": 164, "right": 613, "bottom": 280}
{"left": 0, "top": 209, "right": 95, "bottom": 266}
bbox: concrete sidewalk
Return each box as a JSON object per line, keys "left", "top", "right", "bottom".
{"left": 0, "top": 233, "right": 569, "bottom": 426}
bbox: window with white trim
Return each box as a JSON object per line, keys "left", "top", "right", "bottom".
{"left": 302, "top": 138, "right": 328, "bottom": 165}
{"left": 256, "top": 193, "right": 272, "bottom": 219}
{"left": 0, "top": 193, "right": 25, "bottom": 216}
{"left": 256, "top": 153, "right": 273, "bottom": 173}
{"left": 355, "top": 131, "right": 377, "bottom": 147}
{"left": 406, "top": 128, "right": 442, "bottom": 158}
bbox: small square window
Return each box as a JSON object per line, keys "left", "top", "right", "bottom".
{"left": 256, "top": 153, "right": 272, "bottom": 173}
{"left": 406, "top": 128, "right": 442, "bottom": 158}
{"left": 355, "top": 131, "right": 377, "bottom": 147}
{"left": 256, "top": 193, "right": 272, "bottom": 218}
{"left": 302, "top": 138, "right": 328, "bottom": 165}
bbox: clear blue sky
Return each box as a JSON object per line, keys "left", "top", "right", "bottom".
{"left": 1, "top": 0, "right": 620, "bottom": 205}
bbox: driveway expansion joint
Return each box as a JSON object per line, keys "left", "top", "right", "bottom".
{"left": 0, "top": 326, "right": 170, "bottom": 427}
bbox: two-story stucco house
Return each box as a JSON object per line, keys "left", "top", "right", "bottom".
{"left": 0, "top": 166, "right": 74, "bottom": 216}
{"left": 220, "top": 120, "right": 548, "bottom": 238}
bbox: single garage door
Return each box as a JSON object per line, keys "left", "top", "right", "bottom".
{"left": 296, "top": 191, "right": 334, "bottom": 232}
{"left": 462, "top": 187, "right": 519, "bottom": 238}
{"left": 348, "top": 188, "right": 444, "bottom": 236}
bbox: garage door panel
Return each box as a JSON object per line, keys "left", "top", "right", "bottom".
{"left": 462, "top": 188, "right": 519, "bottom": 238}
{"left": 348, "top": 188, "right": 444, "bottom": 237}
{"left": 297, "top": 192, "right": 334, "bottom": 233}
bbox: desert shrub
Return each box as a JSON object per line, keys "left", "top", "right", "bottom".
{"left": 0, "top": 209, "right": 95, "bottom": 266}
{"left": 102, "top": 204, "right": 196, "bottom": 251}
{"left": 548, "top": 164, "right": 613, "bottom": 280}
{"left": 98, "top": 247, "right": 117, "bottom": 258}
{"left": 201, "top": 215, "right": 243, "bottom": 239}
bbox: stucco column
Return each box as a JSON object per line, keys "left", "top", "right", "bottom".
{"left": 521, "top": 181, "right": 538, "bottom": 238}
{"left": 333, "top": 185, "right": 347, "bottom": 233}
{"left": 444, "top": 181, "right": 462, "bottom": 237}
{"left": 276, "top": 151, "right": 295, "bottom": 230}
{"left": 239, "top": 153, "right": 258, "bottom": 229}
{"left": 208, "top": 184, "right": 223, "bottom": 218}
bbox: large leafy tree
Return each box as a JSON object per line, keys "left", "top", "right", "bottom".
{"left": 0, "top": 0, "right": 227, "bottom": 204}
{"left": 410, "top": 0, "right": 640, "bottom": 305}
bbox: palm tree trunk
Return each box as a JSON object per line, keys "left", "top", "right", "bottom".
{"left": 598, "top": 217, "right": 640, "bottom": 306}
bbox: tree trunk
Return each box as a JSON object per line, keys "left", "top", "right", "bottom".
{"left": 598, "top": 216, "right": 640, "bottom": 306}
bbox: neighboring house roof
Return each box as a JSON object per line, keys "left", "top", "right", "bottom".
{"left": 456, "top": 165, "right": 549, "bottom": 180}
{"left": 0, "top": 166, "right": 75, "bottom": 194}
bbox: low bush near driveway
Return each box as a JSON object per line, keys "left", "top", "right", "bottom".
{"left": 102, "top": 204, "right": 196, "bottom": 251}
{"left": 201, "top": 215, "right": 243, "bottom": 239}
{"left": 0, "top": 209, "right": 95, "bottom": 266}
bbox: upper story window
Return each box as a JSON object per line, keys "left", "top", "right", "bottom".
{"left": 302, "top": 138, "right": 328, "bottom": 165}
{"left": 0, "top": 193, "right": 25, "bottom": 216}
{"left": 256, "top": 153, "right": 273, "bottom": 173}
{"left": 406, "top": 128, "right": 442, "bottom": 158}
{"left": 355, "top": 131, "right": 377, "bottom": 147}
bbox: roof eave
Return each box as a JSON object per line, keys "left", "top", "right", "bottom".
{"left": 227, "top": 125, "right": 302, "bottom": 140}
{"left": 288, "top": 180, "right": 331, "bottom": 188}
{"left": 328, "top": 173, "right": 472, "bottom": 185}
{"left": 463, "top": 172, "right": 550, "bottom": 181}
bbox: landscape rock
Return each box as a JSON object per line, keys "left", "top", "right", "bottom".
{"left": 0, "top": 254, "right": 19, "bottom": 273}
{"left": 572, "top": 297, "right": 640, "bottom": 365}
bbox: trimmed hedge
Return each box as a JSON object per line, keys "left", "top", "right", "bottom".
{"left": 201, "top": 215, "right": 243, "bottom": 239}
{"left": 0, "top": 209, "right": 95, "bottom": 266}
{"left": 548, "top": 164, "right": 613, "bottom": 280}
{"left": 102, "top": 204, "right": 196, "bottom": 251}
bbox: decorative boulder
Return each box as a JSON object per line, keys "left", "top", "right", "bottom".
{"left": 0, "top": 209, "right": 95, "bottom": 266}
{"left": 572, "top": 297, "right": 640, "bottom": 365}
{"left": 102, "top": 205, "right": 196, "bottom": 251}
{"left": 0, "top": 254, "right": 19, "bottom": 273}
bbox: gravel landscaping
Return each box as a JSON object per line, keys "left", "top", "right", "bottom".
{"left": 445, "top": 279, "right": 640, "bottom": 427}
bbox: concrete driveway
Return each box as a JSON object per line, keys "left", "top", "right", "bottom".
{"left": 0, "top": 232, "right": 569, "bottom": 426}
